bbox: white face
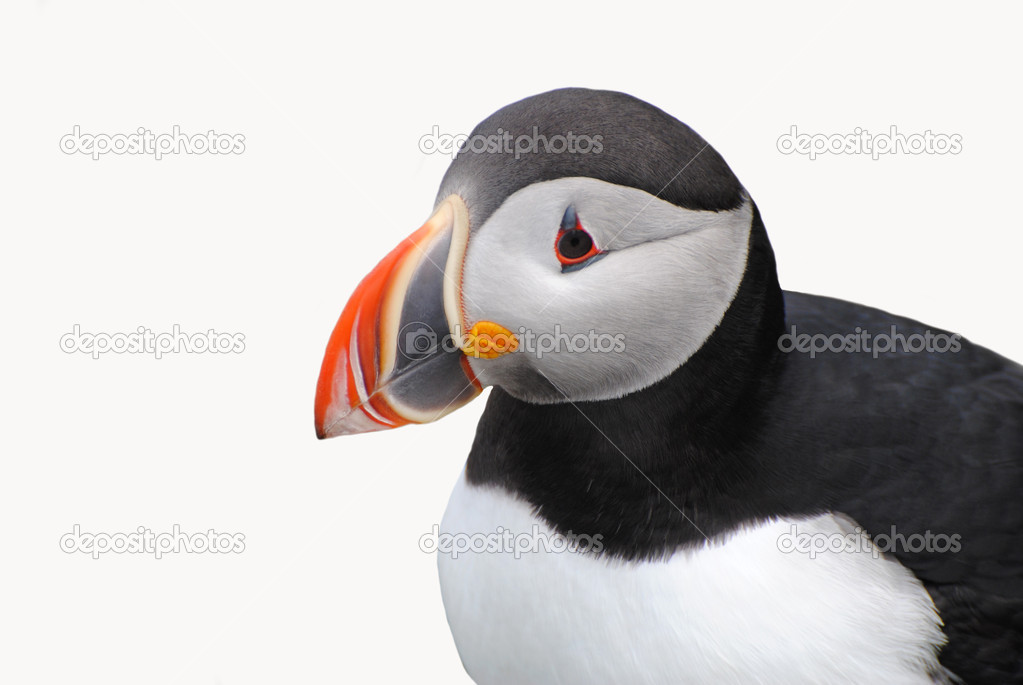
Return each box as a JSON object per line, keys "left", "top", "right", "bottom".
{"left": 458, "top": 177, "right": 754, "bottom": 403}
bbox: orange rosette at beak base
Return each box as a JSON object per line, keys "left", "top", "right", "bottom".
{"left": 461, "top": 321, "right": 519, "bottom": 360}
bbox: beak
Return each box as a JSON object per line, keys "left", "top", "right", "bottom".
{"left": 314, "top": 195, "right": 484, "bottom": 439}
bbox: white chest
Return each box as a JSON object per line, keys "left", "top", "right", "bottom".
{"left": 438, "top": 475, "right": 949, "bottom": 685}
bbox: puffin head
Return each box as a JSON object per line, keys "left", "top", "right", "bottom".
{"left": 315, "top": 88, "right": 780, "bottom": 439}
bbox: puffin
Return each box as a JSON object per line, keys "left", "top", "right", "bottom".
{"left": 313, "top": 88, "right": 1023, "bottom": 684}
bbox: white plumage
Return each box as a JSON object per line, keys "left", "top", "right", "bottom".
{"left": 439, "top": 474, "right": 948, "bottom": 685}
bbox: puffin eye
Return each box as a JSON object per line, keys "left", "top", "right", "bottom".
{"left": 558, "top": 229, "right": 593, "bottom": 260}
{"left": 555, "top": 205, "right": 601, "bottom": 269}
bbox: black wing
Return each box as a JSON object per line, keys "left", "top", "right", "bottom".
{"left": 781, "top": 291, "right": 1023, "bottom": 683}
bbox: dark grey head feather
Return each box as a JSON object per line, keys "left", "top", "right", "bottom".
{"left": 436, "top": 88, "right": 744, "bottom": 230}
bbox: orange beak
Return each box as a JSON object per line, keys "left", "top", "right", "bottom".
{"left": 314, "top": 196, "right": 483, "bottom": 439}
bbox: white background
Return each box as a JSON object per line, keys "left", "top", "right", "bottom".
{"left": 2, "top": 2, "right": 1021, "bottom": 683}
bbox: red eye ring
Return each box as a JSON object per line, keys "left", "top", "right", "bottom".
{"left": 555, "top": 227, "right": 600, "bottom": 266}
{"left": 554, "top": 205, "right": 601, "bottom": 267}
